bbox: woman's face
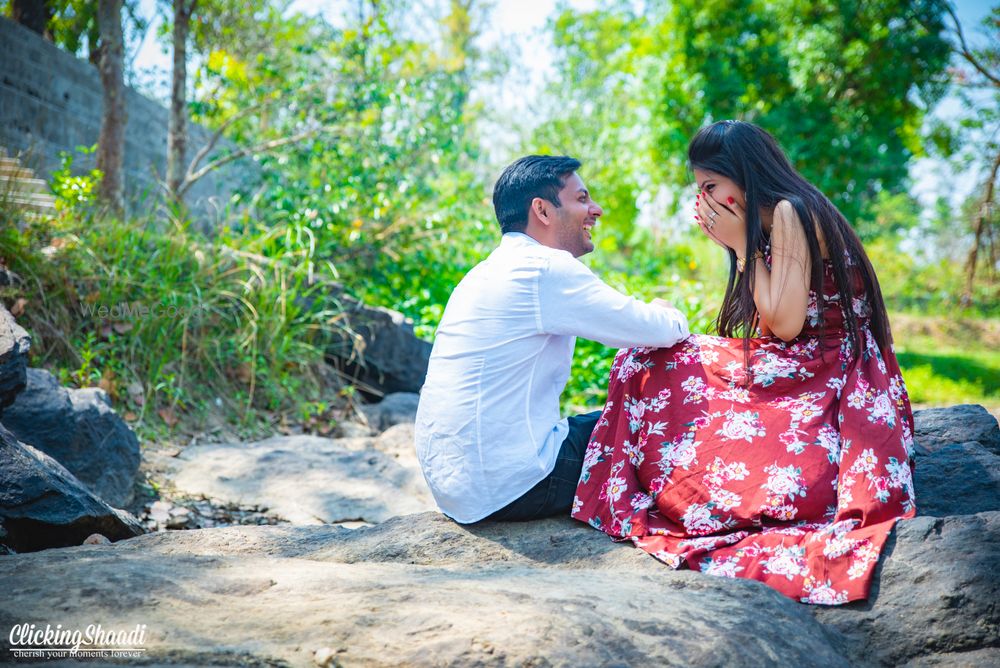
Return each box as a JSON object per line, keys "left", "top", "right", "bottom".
{"left": 693, "top": 168, "right": 745, "bottom": 210}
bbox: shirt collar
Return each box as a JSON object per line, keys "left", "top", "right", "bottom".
{"left": 502, "top": 231, "right": 541, "bottom": 246}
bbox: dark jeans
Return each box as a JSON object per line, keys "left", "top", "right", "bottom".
{"left": 483, "top": 410, "right": 602, "bottom": 522}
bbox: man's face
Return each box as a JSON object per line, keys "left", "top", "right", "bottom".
{"left": 551, "top": 172, "right": 603, "bottom": 257}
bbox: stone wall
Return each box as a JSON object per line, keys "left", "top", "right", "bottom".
{"left": 0, "top": 16, "right": 256, "bottom": 222}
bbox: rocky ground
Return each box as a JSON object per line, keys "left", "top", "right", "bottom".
{"left": 0, "top": 510, "right": 997, "bottom": 667}
{"left": 126, "top": 393, "right": 427, "bottom": 533}
{"left": 1, "top": 397, "right": 998, "bottom": 666}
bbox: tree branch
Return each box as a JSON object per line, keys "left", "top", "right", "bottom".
{"left": 177, "top": 126, "right": 330, "bottom": 198}
{"left": 942, "top": 2, "right": 1000, "bottom": 88}
{"left": 185, "top": 78, "right": 343, "bottom": 183}
{"left": 185, "top": 97, "right": 272, "bottom": 180}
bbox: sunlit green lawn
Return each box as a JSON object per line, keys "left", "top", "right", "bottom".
{"left": 891, "top": 313, "right": 1000, "bottom": 416}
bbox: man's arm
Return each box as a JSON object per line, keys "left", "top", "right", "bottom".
{"left": 538, "top": 254, "right": 690, "bottom": 348}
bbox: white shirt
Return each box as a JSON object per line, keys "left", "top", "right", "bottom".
{"left": 414, "top": 232, "right": 690, "bottom": 523}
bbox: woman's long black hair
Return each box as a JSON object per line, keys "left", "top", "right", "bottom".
{"left": 688, "top": 120, "right": 892, "bottom": 361}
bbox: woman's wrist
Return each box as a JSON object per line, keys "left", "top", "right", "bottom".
{"left": 737, "top": 249, "right": 764, "bottom": 273}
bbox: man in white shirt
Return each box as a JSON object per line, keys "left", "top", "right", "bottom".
{"left": 414, "top": 155, "right": 690, "bottom": 524}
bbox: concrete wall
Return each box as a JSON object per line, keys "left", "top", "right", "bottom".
{"left": 0, "top": 16, "right": 256, "bottom": 222}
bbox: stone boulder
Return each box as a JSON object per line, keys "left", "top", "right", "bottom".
{"left": 0, "top": 509, "right": 996, "bottom": 666}
{"left": 372, "top": 422, "right": 418, "bottom": 463}
{"left": 170, "top": 432, "right": 434, "bottom": 524}
{"left": 914, "top": 440, "right": 1000, "bottom": 517}
{"left": 911, "top": 406, "right": 1000, "bottom": 518}
{"left": 361, "top": 391, "right": 420, "bottom": 432}
{"left": 324, "top": 290, "right": 431, "bottom": 396}
{"left": 913, "top": 404, "right": 1000, "bottom": 455}
{"left": 0, "top": 422, "right": 144, "bottom": 553}
{"left": 0, "top": 404, "right": 997, "bottom": 665}
{"left": 0, "top": 513, "right": 854, "bottom": 667}
{"left": 0, "top": 304, "right": 29, "bottom": 410}
{"left": 812, "top": 512, "right": 1000, "bottom": 667}
{"left": 0, "top": 367, "right": 140, "bottom": 507}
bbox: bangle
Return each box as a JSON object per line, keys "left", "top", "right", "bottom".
{"left": 737, "top": 250, "right": 764, "bottom": 273}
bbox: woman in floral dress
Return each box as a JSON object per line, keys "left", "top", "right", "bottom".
{"left": 572, "top": 121, "right": 915, "bottom": 605}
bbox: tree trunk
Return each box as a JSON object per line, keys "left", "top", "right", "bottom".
{"left": 10, "top": 0, "right": 51, "bottom": 36}
{"left": 963, "top": 148, "right": 1000, "bottom": 304}
{"left": 167, "top": 0, "right": 196, "bottom": 202}
{"left": 96, "top": 0, "right": 125, "bottom": 214}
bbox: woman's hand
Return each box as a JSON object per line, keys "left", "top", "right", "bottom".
{"left": 696, "top": 191, "right": 746, "bottom": 254}
{"left": 693, "top": 199, "right": 729, "bottom": 250}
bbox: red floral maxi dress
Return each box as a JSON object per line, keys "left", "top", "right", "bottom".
{"left": 571, "top": 260, "right": 916, "bottom": 605}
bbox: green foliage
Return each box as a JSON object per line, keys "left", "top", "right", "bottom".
{"left": 538, "top": 0, "right": 951, "bottom": 233}
{"left": 190, "top": 1, "right": 501, "bottom": 330}
{"left": 49, "top": 145, "right": 102, "bottom": 210}
{"left": 852, "top": 190, "right": 922, "bottom": 242}
{"left": 923, "top": 6, "right": 1000, "bottom": 295}
{"left": 4, "top": 0, "right": 994, "bottom": 436}
{"left": 2, "top": 1, "right": 510, "bottom": 437}
{"left": 892, "top": 315, "right": 1000, "bottom": 410}
{"left": 0, "top": 169, "right": 356, "bottom": 438}
{"left": 898, "top": 351, "right": 999, "bottom": 406}
{"left": 857, "top": 190, "right": 999, "bottom": 315}
{"left": 658, "top": 0, "right": 951, "bottom": 222}
{"left": 925, "top": 7, "right": 1000, "bottom": 168}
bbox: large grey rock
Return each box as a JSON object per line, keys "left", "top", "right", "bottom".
{"left": 914, "top": 441, "right": 1000, "bottom": 516}
{"left": 913, "top": 404, "right": 1000, "bottom": 455}
{"left": 324, "top": 291, "right": 431, "bottom": 395}
{"left": 0, "top": 304, "right": 29, "bottom": 410}
{"left": 1, "top": 367, "right": 140, "bottom": 506}
{"left": 171, "top": 433, "right": 434, "bottom": 524}
{"left": 0, "top": 512, "right": 853, "bottom": 667}
{"left": 0, "top": 422, "right": 145, "bottom": 553}
{"left": 361, "top": 391, "right": 420, "bottom": 432}
{"left": 909, "top": 405, "right": 1000, "bottom": 518}
{"left": 812, "top": 512, "right": 1000, "bottom": 667}
{"left": 1, "top": 405, "right": 998, "bottom": 665}
{"left": 372, "top": 422, "right": 418, "bottom": 462}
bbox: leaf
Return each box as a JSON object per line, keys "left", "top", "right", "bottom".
{"left": 10, "top": 298, "right": 27, "bottom": 317}
{"left": 98, "top": 372, "right": 116, "bottom": 399}
{"left": 158, "top": 407, "right": 178, "bottom": 427}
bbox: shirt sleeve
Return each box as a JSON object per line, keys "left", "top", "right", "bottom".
{"left": 537, "top": 252, "right": 690, "bottom": 348}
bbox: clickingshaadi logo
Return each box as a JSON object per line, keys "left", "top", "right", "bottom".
{"left": 7, "top": 622, "right": 148, "bottom": 659}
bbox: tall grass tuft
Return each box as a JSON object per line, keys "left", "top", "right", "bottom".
{"left": 0, "top": 156, "right": 356, "bottom": 440}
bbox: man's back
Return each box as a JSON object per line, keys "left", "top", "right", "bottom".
{"left": 415, "top": 233, "right": 575, "bottom": 524}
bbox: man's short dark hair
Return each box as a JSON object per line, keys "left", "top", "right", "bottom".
{"left": 492, "top": 155, "right": 582, "bottom": 234}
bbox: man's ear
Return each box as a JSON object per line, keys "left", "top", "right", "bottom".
{"left": 530, "top": 197, "right": 550, "bottom": 226}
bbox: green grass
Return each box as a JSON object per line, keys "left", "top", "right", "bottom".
{"left": 0, "top": 197, "right": 359, "bottom": 441}
{"left": 894, "top": 338, "right": 999, "bottom": 411}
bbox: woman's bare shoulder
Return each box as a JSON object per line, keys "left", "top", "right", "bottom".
{"left": 774, "top": 199, "right": 829, "bottom": 259}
